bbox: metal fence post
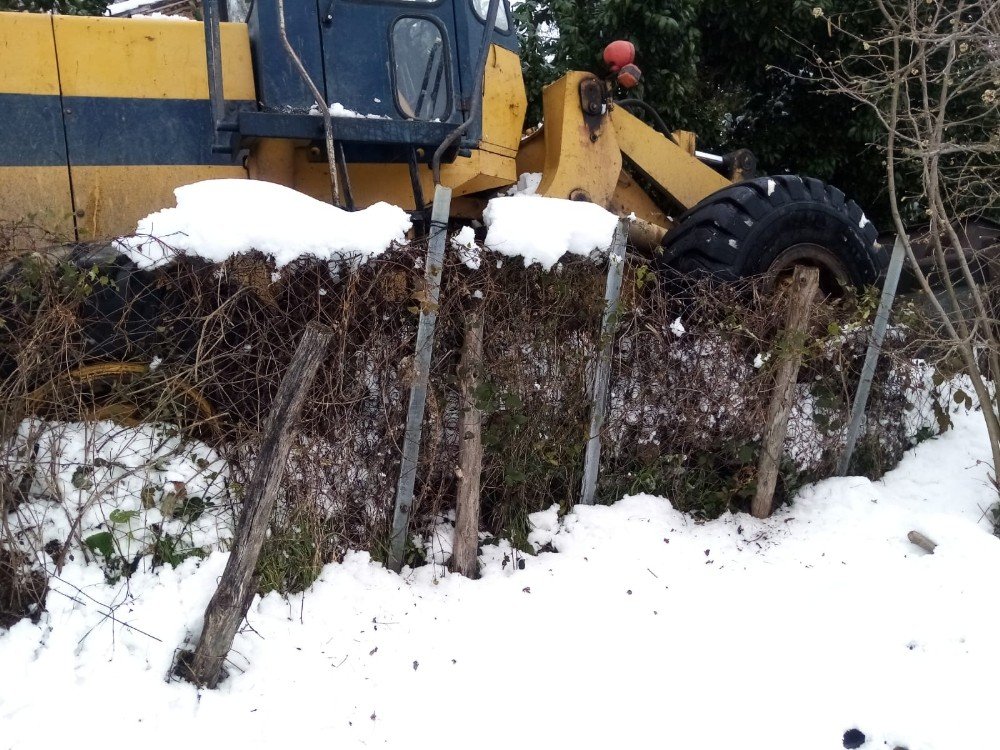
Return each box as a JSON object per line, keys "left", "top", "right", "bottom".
{"left": 836, "top": 233, "right": 907, "bottom": 476}
{"left": 388, "top": 185, "right": 452, "bottom": 572}
{"left": 579, "top": 220, "right": 628, "bottom": 506}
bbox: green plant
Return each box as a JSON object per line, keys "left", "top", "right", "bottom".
{"left": 0, "top": 0, "right": 110, "bottom": 15}
{"left": 256, "top": 512, "right": 328, "bottom": 594}
{"left": 152, "top": 534, "right": 206, "bottom": 568}
{"left": 80, "top": 489, "right": 219, "bottom": 582}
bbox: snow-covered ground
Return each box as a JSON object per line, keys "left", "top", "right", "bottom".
{"left": 2, "top": 407, "right": 998, "bottom": 750}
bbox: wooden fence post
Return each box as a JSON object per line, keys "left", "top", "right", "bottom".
{"left": 449, "top": 305, "right": 485, "bottom": 578}
{"left": 175, "top": 321, "right": 333, "bottom": 688}
{"left": 752, "top": 266, "right": 820, "bottom": 519}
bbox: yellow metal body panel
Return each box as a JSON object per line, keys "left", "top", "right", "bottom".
{"left": 0, "top": 13, "right": 61, "bottom": 95}
{"left": 248, "top": 139, "right": 296, "bottom": 188}
{"left": 52, "top": 16, "right": 254, "bottom": 100}
{"left": 0, "top": 167, "right": 75, "bottom": 241}
{"left": 518, "top": 72, "right": 730, "bottom": 238}
{"left": 610, "top": 107, "right": 730, "bottom": 210}
{"left": 479, "top": 45, "right": 527, "bottom": 159}
{"left": 671, "top": 130, "right": 697, "bottom": 156}
{"left": 514, "top": 128, "right": 545, "bottom": 176}
{"left": 534, "top": 72, "right": 622, "bottom": 204}
{"left": 72, "top": 165, "right": 248, "bottom": 241}
{"left": 610, "top": 170, "right": 673, "bottom": 229}
{"left": 279, "top": 147, "right": 516, "bottom": 212}
{"left": 0, "top": 14, "right": 74, "bottom": 241}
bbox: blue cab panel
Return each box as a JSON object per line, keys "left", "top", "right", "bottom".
{"left": 243, "top": 0, "right": 517, "bottom": 162}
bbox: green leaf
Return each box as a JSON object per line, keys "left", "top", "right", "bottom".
{"left": 504, "top": 469, "right": 527, "bottom": 486}
{"left": 109, "top": 509, "right": 139, "bottom": 525}
{"left": 71, "top": 465, "right": 93, "bottom": 490}
{"left": 84, "top": 532, "right": 114, "bottom": 558}
{"left": 473, "top": 381, "right": 497, "bottom": 411}
{"left": 177, "top": 496, "right": 210, "bottom": 522}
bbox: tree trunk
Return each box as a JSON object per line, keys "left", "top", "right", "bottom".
{"left": 175, "top": 322, "right": 333, "bottom": 688}
{"left": 752, "top": 266, "right": 820, "bottom": 519}
{"left": 450, "top": 309, "right": 484, "bottom": 578}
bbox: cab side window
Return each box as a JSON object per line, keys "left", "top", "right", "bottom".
{"left": 470, "top": 0, "right": 509, "bottom": 32}
{"left": 392, "top": 18, "right": 450, "bottom": 121}
{"left": 226, "top": 0, "right": 251, "bottom": 22}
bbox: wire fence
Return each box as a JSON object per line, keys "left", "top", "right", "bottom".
{"left": 0, "top": 232, "right": 953, "bottom": 617}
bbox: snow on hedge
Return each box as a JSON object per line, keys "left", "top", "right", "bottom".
{"left": 114, "top": 176, "right": 622, "bottom": 274}
{"left": 116, "top": 180, "right": 411, "bottom": 270}
{"left": 4, "top": 420, "right": 232, "bottom": 579}
{"left": 483, "top": 194, "right": 619, "bottom": 270}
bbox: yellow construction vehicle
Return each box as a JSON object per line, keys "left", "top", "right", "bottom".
{"left": 0, "top": 0, "right": 882, "bottom": 291}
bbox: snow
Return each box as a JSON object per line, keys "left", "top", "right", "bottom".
{"left": 450, "top": 225, "right": 480, "bottom": 270}
{"left": 3, "top": 408, "right": 999, "bottom": 749}
{"left": 483, "top": 195, "right": 620, "bottom": 270}
{"left": 132, "top": 12, "right": 193, "bottom": 21}
{"left": 107, "top": 0, "right": 193, "bottom": 18}
{"left": 526, "top": 503, "right": 560, "bottom": 550}
{"left": 115, "top": 180, "right": 411, "bottom": 270}
{"left": 3, "top": 420, "right": 231, "bottom": 587}
{"left": 309, "top": 102, "right": 389, "bottom": 120}
{"left": 507, "top": 171, "right": 542, "bottom": 196}
{"left": 114, "top": 175, "right": 621, "bottom": 275}
{"left": 670, "top": 316, "right": 686, "bottom": 337}
{"left": 106, "top": 0, "right": 150, "bottom": 13}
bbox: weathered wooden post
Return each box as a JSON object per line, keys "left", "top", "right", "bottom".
{"left": 175, "top": 321, "right": 333, "bottom": 688}
{"left": 580, "top": 221, "right": 628, "bottom": 506}
{"left": 449, "top": 299, "right": 485, "bottom": 578}
{"left": 752, "top": 266, "right": 820, "bottom": 519}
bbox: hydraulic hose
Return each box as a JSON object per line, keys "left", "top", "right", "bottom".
{"left": 614, "top": 97, "right": 678, "bottom": 145}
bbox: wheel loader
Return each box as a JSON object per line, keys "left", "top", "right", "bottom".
{"left": 0, "top": 0, "right": 883, "bottom": 293}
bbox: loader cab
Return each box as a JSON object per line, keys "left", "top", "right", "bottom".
{"left": 221, "top": 0, "right": 517, "bottom": 164}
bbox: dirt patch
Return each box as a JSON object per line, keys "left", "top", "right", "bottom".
{"left": 0, "top": 547, "right": 47, "bottom": 629}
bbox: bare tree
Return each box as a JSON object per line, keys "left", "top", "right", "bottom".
{"left": 819, "top": 0, "right": 1000, "bottom": 489}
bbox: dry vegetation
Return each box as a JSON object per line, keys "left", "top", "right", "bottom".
{"left": 0, "top": 231, "right": 957, "bottom": 623}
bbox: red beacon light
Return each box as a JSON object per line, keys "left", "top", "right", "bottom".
{"left": 617, "top": 64, "right": 641, "bottom": 89}
{"left": 603, "top": 40, "right": 641, "bottom": 88}
{"left": 603, "top": 40, "right": 636, "bottom": 73}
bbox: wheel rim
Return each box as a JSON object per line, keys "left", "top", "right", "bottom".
{"left": 765, "top": 243, "right": 852, "bottom": 297}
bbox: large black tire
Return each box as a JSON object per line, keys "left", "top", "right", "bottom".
{"left": 659, "top": 175, "right": 885, "bottom": 294}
